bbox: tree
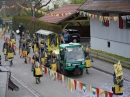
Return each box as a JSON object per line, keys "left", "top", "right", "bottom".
{"left": 52, "top": 0, "right": 68, "bottom": 9}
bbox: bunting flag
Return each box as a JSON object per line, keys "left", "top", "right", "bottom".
{"left": 17, "top": 2, "right": 46, "bottom": 15}
{"left": 121, "top": 15, "right": 130, "bottom": 20}
{"left": 48, "top": 12, "right": 72, "bottom": 17}
{"left": 96, "top": 88, "right": 100, "bottom": 97}
{"left": 0, "top": 31, "right": 114, "bottom": 97}
{"left": 99, "top": 16, "right": 118, "bottom": 21}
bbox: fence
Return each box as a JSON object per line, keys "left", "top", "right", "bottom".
{"left": 90, "top": 50, "right": 130, "bottom": 69}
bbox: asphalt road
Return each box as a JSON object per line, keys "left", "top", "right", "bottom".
{"left": 0, "top": 30, "right": 130, "bottom": 97}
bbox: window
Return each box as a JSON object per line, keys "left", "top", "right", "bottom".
{"left": 102, "top": 13, "right": 109, "bottom": 27}
{"left": 126, "top": 19, "right": 130, "bottom": 29}
{"left": 108, "top": 41, "right": 110, "bottom": 48}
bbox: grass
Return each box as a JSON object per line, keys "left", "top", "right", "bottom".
{"left": 90, "top": 48, "right": 130, "bottom": 62}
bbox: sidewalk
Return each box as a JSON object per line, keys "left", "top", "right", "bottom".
{"left": 92, "top": 58, "right": 130, "bottom": 82}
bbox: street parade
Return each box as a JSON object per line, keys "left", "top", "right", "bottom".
{"left": 0, "top": 0, "right": 130, "bottom": 97}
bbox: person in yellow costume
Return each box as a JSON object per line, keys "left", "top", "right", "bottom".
{"left": 38, "top": 44, "right": 47, "bottom": 65}
{"left": 32, "top": 52, "right": 42, "bottom": 84}
{"left": 10, "top": 31, "right": 16, "bottom": 44}
{"left": 6, "top": 42, "right": 16, "bottom": 66}
{"left": 26, "top": 36, "right": 32, "bottom": 48}
{"left": 84, "top": 48, "right": 94, "bottom": 74}
{"left": 21, "top": 40, "right": 30, "bottom": 64}
{"left": 2, "top": 38, "right": 9, "bottom": 61}
{"left": 50, "top": 52, "right": 57, "bottom": 71}
{"left": 32, "top": 36, "right": 39, "bottom": 53}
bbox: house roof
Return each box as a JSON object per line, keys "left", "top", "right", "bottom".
{"left": 78, "top": 0, "right": 130, "bottom": 13}
{"left": 38, "top": 4, "right": 80, "bottom": 24}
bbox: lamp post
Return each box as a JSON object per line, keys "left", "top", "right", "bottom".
{"left": 2, "top": 1, "right": 5, "bottom": 17}
{"left": 31, "top": 1, "right": 36, "bottom": 21}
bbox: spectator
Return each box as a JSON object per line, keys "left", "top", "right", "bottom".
{"left": 19, "top": 23, "right": 24, "bottom": 38}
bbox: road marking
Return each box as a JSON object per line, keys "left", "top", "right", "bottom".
{"left": 11, "top": 73, "right": 44, "bottom": 97}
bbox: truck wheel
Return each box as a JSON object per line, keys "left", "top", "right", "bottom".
{"left": 80, "top": 69, "right": 83, "bottom": 75}
{"left": 61, "top": 65, "right": 68, "bottom": 76}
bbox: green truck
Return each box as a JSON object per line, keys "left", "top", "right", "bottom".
{"left": 57, "top": 43, "right": 86, "bottom": 76}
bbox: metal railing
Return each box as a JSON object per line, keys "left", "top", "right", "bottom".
{"left": 90, "top": 50, "right": 130, "bottom": 69}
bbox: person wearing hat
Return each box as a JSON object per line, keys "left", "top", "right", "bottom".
{"left": 49, "top": 52, "right": 57, "bottom": 71}
{"left": 10, "top": 31, "right": 16, "bottom": 44}
{"left": 2, "top": 38, "right": 9, "bottom": 61}
{"left": 21, "top": 40, "right": 30, "bottom": 64}
{"left": 32, "top": 36, "right": 39, "bottom": 53}
{"left": 19, "top": 23, "right": 24, "bottom": 38}
{"left": 25, "top": 30, "right": 30, "bottom": 39}
{"left": 84, "top": 48, "right": 94, "bottom": 74}
{"left": 32, "top": 52, "right": 42, "bottom": 84}
{"left": 38, "top": 44, "right": 47, "bottom": 65}
{"left": 6, "top": 42, "right": 16, "bottom": 66}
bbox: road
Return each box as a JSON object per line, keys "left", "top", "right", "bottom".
{"left": 0, "top": 30, "right": 130, "bottom": 97}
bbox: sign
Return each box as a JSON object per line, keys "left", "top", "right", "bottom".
{"left": 114, "top": 61, "right": 123, "bottom": 77}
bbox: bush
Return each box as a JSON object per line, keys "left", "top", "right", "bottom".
{"left": 12, "top": 16, "right": 62, "bottom": 35}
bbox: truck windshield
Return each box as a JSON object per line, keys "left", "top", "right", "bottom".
{"left": 66, "top": 47, "right": 84, "bottom": 62}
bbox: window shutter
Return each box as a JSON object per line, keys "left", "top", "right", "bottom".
{"left": 119, "top": 13, "right": 123, "bottom": 29}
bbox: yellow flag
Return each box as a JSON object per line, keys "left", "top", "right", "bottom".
{"left": 88, "top": 85, "right": 92, "bottom": 92}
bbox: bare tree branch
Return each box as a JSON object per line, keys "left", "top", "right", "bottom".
{"left": 36, "top": 0, "right": 52, "bottom": 9}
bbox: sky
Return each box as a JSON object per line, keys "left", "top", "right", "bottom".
{"left": 42, "top": 0, "right": 69, "bottom": 9}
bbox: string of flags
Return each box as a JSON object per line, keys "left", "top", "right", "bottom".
{"left": 48, "top": 12, "right": 72, "bottom": 17}
{"left": 5, "top": 5, "right": 15, "bottom": 9}
{"left": 80, "top": 11, "right": 119, "bottom": 21}
{"left": 0, "top": 31, "right": 114, "bottom": 97}
{"left": 17, "top": 2, "right": 46, "bottom": 15}
{"left": 121, "top": 15, "right": 130, "bottom": 20}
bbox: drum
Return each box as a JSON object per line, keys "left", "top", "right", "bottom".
{"left": 22, "top": 51, "right": 27, "bottom": 57}
{"left": 7, "top": 53, "right": 14, "bottom": 59}
{"left": 86, "top": 59, "right": 91, "bottom": 68}
{"left": 4, "top": 48, "right": 7, "bottom": 55}
{"left": 11, "top": 39, "right": 16, "bottom": 44}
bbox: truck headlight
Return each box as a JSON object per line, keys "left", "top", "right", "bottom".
{"left": 82, "top": 61, "right": 85, "bottom": 64}
{"left": 68, "top": 63, "right": 71, "bottom": 66}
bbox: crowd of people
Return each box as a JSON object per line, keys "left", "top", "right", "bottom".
{"left": 2, "top": 23, "right": 94, "bottom": 84}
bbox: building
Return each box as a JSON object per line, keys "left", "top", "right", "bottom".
{"left": 78, "top": 0, "right": 130, "bottom": 58}
{"left": 38, "top": 4, "right": 90, "bottom": 37}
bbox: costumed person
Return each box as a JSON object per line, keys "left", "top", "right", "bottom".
{"left": 19, "top": 23, "right": 24, "bottom": 38}
{"left": 10, "top": 31, "right": 16, "bottom": 44}
{"left": 40, "top": 39, "right": 46, "bottom": 46}
{"left": 60, "top": 36, "right": 65, "bottom": 44}
{"left": 32, "top": 36, "right": 39, "bottom": 53}
{"left": 38, "top": 44, "right": 47, "bottom": 65}
{"left": 2, "top": 38, "right": 9, "bottom": 61}
{"left": 84, "top": 48, "right": 94, "bottom": 74}
{"left": 6, "top": 42, "right": 16, "bottom": 66}
{"left": 26, "top": 36, "right": 32, "bottom": 48}
{"left": 19, "top": 37, "right": 24, "bottom": 54}
{"left": 50, "top": 52, "right": 57, "bottom": 80}
{"left": 21, "top": 32, "right": 26, "bottom": 39}
{"left": 32, "top": 52, "right": 42, "bottom": 84}
{"left": 25, "top": 30, "right": 30, "bottom": 39}
{"left": 21, "top": 40, "right": 30, "bottom": 64}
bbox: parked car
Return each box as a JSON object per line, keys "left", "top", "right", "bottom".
{"left": 66, "top": 29, "right": 80, "bottom": 43}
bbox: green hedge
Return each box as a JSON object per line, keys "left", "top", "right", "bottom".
{"left": 90, "top": 48, "right": 130, "bottom": 62}
{"left": 12, "top": 16, "right": 62, "bottom": 35}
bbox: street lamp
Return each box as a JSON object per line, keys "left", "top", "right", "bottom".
{"left": 31, "top": 1, "right": 36, "bottom": 21}
{"left": 2, "top": 1, "right": 5, "bottom": 17}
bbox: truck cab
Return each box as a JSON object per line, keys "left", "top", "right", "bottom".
{"left": 57, "top": 43, "right": 86, "bottom": 76}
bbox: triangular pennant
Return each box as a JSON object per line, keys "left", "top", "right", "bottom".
{"left": 96, "top": 88, "right": 100, "bottom": 97}
{"left": 74, "top": 80, "right": 77, "bottom": 90}
{"left": 92, "top": 87, "right": 96, "bottom": 95}
{"left": 83, "top": 83, "right": 86, "bottom": 92}
{"left": 79, "top": 82, "right": 83, "bottom": 90}
{"left": 108, "top": 92, "right": 113, "bottom": 97}
{"left": 88, "top": 85, "right": 92, "bottom": 92}
{"left": 105, "top": 91, "right": 108, "bottom": 97}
